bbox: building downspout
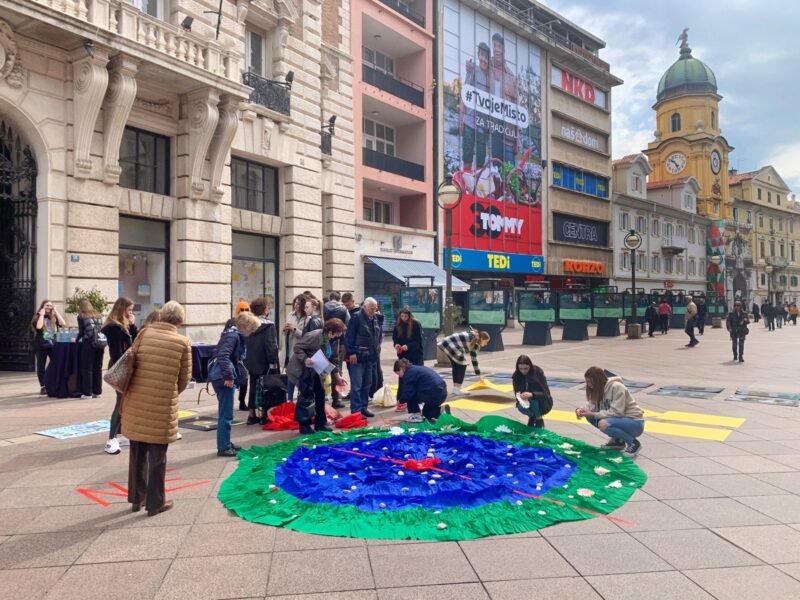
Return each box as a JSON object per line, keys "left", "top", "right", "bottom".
{"left": 432, "top": 0, "right": 440, "bottom": 265}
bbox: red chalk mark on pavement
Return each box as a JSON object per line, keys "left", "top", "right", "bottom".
{"left": 75, "top": 471, "right": 211, "bottom": 507}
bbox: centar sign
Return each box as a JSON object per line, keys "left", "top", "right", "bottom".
{"left": 563, "top": 259, "right": 605, "bottom": 274}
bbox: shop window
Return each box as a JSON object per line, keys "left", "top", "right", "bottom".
{"left": 670, "top": 112, "right": 681, "bottom": 132}
{"left": 232, "top": 233, "right": 278, "bottom": 323}
{"left": 364, "top": 198, "right": 392, "bottom": 225}
{"left": 552, "top": 163, "right": 609, "bottom": 199}
{"left": 119, "top": 127, "right": 170, "bottom": 195}
{"left": 363, "top": 118, "right": 395, "bottom": 156}
{"left": 119, "top": 216, "right": 169, "bottom": 326}
{"left": 231, "top": 157, "right": 278, "bottom": 215}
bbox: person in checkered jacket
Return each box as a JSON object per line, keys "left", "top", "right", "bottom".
{"left": 437, "top": 328, "right": 490, "bottom": 396}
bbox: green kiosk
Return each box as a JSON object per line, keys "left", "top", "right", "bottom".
{"left": 467, "top": 289, "right": 507, "bottom": 352}
{"left": 517, "top": 289, "right": 555, "bottom": 345}
{"left": 592, "top": 290, "right": 623, "bottom": 337}
{"left": 558, "top": 291, "right": 591, "bottom": 341}
{"left": 398, "top": 287, "right": 442, "bottom": 361}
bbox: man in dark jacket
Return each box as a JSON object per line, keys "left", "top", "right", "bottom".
{"left": 323, "top": 292, "right": 350, "bottom": 408}
{"left": 342, "top": 292, "right": 360, "bottom": 317}
{"left": 751, "top": 301, "right": 760, "bottom": 322}
{"left": 726, "top": 301, "right": 749, "bottom": 362}
{"left": 243, "top": 296, "right": 280, "bottom": 424}
{"left": 644, "top": 302, "right": 658, "bottom": 337}
{"left": 695, "top": 296, "right": 708, "bottom": 335}
{"left": 344, "top": 298, "right": 380, "bottom": 418}
{"left": 762, "top": 301, "right": 775, "bottom": 331}
{"left": 394, "top": 359, "right": 448, "bottom": 423}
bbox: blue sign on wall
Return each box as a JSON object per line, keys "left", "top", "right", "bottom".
{"left": 443, "top": 248, "right": 545, "bottom": 275}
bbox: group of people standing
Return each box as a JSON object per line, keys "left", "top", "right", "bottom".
{"left": 755, "top": 300, "right": 798, "bottom": 331}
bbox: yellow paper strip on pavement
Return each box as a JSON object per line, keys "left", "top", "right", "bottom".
{"left": 657, "top": 411, "right": 745, "bottom": 429}
{"left": 177, "top": 410, "right": 198, "bottom": 419}
{"left": 462, "top": 380, "right": 515, "bottom": 393}
{"left": 644, "top": 420, "right": 732, "bottom": 441}
{"left": 446, "top": 399, "right": 513, "bottom": 413}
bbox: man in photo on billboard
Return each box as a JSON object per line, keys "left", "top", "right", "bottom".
{"left": 459, "top": 42, "right": 491, "bottom": 173}
{"left": 489, "top": 33, "right": 519, "bottom": 168}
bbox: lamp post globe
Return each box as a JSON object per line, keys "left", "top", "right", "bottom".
{"left": 438, "top": 174, "right": 464, "bottom": 336}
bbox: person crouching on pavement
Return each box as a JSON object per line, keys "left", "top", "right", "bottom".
{"left": 726, "top": 301, "right": 749, "bottom": 363}
{"left": 576, "top": 367, "right": 644, "bottom": 458}
{"left": 512, "top": 355, "right": 553, "bottom": 428}
{"left": 393, "top": 359, "right": 449, "bottom": 424}
{"left": 438, "top": 327, "right": 490, "bottom": 396}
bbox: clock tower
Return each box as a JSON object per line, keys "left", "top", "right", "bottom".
{"left": 643, "top": 33, "right": 734, "bottom": 218}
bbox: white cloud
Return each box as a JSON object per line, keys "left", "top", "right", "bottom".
{"left": 766, "top": 143, "right": 800, "bottom": 196}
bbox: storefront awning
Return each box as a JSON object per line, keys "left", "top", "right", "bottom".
{"left": 365, "top": 256, "right": 470, "bottom": 292}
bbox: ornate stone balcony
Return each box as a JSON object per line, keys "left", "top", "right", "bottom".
{"left": 26, "top": 0, "right": 243, "bottom": 84}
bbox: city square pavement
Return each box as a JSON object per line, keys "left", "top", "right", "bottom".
{"left": 0, "top": 319, "right": 799, "bottom": 599}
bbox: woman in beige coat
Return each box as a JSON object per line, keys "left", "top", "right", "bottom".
{"left": 121, "top": 301, "right": 192, "bottom": 516}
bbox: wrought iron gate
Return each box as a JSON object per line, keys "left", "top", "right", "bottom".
{"left": 0, "top": 121, "right": 38, "bottom": 371}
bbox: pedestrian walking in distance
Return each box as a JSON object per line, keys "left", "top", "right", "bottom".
{"left": 684, "top": 295, "right": 699, "bottom": 347}
{"left": 726, "top": 301, "right": 750, "bottom": 363}
{"left": 658, "top": 299, "right": 672, "bottom": 334}
{"left": 644, "top": 301, "right": 658, "bottom": 337}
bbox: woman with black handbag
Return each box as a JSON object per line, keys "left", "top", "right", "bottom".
{"left": 101, "top": 297, "right": 138, "bottom": 455}
{"left": 243, "top": 296, "right": 280, "bottom": 425}
{"left": 287, "top": 319, "right": 347, "bottom": 434}
{"left": 31, "top": 300, "right": 65, "bottom": 395}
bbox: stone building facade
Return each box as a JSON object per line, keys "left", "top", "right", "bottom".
{"left": 0, "top": 0, "right": 354, "bottom": 368}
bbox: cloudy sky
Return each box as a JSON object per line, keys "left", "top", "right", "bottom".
{"left": 546, "top": 0, "right": 800, "bottom": 195}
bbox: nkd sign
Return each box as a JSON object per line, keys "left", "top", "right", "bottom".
{"left": 551, "top": 66, "right": 607, "bottom": 109}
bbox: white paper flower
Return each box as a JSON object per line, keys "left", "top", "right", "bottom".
{"left": 268, "top": 484, "right": 276, "bottom": 490}
{"left": 466, "top": 463, "right": 475, "bottom": 469}
{"left": 332, "top": 475, "right": 339, "bottom": 479}
{"left": 515, "top": 500, "right": 523, "bottom": 506}
{"left": 537, "top": 510, "right": 546, "bottom": 515}
{"left": 303, "top": 457, "right": 309, "bottom": 461}
{"left": 310, "top": 469, "right": 316, "bottom": 475}
{"left": 594, "top": 466, "right": 610, "bottom": 476}
{"left": 559, "top": 443, "right": 574, "bottom": 449}
{"left": 317, "top": 470, "right": 326, "bottom": 476}
{"left": 350, "top": 485, "right": 357, "bottom": 490}
{"left": 437, "top": 523, "right": 447, "bottom": 530}
{"left": 389, "top": 427, "right": 404, "bottom": 436}
{"left": 577, "top": 488, "right": 595, "bottom": 497}
{"left": 401, "top": 487, "right": 409, "bottom": 492}
{"left": 379, "top": 502, "right": 386, "bottom": 508}
{"left": 609, "top": 456, "right": 624, "bottom": 464}
{"left": 606, "top": 480, "right": 623, "bottom": 488}
{"left": 269, "top": 499, "right": 277, "bottom": 504}
{"left": 495, "top": 425, "right": 512, "bottom": 433}
{"left": 397, "top": 470, "right": 404, "bottom": 476}
{"left": 428, "top": 479, "right": 436, "bottom": 485}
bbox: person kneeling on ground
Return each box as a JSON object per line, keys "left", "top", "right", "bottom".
{"left": 576, "top": 367, "right": 644, "bottom": 458}
{"left": 393, "top": 359, "right": 449, "bottom": 424}
{"left": 512, "top": 355, "right": 552, "bottom": 428}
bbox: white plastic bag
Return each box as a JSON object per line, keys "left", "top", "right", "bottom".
{"left": 375, "top": 385, "right": 396, "bottom": 407}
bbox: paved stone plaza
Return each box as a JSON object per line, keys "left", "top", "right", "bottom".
{"left": 0, "top": 322, "right": 799, "bottom": 599}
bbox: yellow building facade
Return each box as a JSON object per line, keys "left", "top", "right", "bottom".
{"left": 643, "top": 40, "right": 734, "bottom": 219}
{"left": 729, "top": 167, "right": 799, "bottom": 305}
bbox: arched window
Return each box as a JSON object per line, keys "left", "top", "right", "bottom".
{"left": 711, "top": 110, "right": 716, "bottom": 129}
{"left": 671, "top": 112, "right": 681, "bottom": 132}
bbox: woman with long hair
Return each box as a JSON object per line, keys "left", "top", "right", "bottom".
{"left": 77, "top": 298, "right": 105, "bottom": 400}
{"left": 512, "top": 355, "right": 552, "bottom": 428}
{"left": 101, "top": 297, "right": 138, "bottom": 455}
{"left": 577, "top": 367, "right": 644, "bottom": 458}
{"left": 122, "top": 301, "right": 191, "bottom": 516}
{"left": 282, "top": 294, "right": 307, "bottom": 401}
{"left": 392, "top": 306, "right": 424, "bottom": 366}
{"left": 243, "top": 295, "right": 280, "bottom": 424}
{"left": 31, "top": 299, "right": 65, "bottom": 394}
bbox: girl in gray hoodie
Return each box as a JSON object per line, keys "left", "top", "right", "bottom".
{"left": 576, "top": 367, "right": 644, "bottom": 457}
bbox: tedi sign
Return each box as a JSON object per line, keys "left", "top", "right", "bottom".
{"left": 551, "top": 66, "right": 607, "bottom": 109}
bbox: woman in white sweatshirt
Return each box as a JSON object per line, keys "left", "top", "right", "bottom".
{"left": 576, "top": 366, "right": 644, "bottom": 458}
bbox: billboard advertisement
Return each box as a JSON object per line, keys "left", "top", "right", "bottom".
{"left": 442, "top": 0, "right": 543, "bottom": 273}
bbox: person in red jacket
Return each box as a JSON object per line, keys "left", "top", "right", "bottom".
{"left": 657, "top": 299, "right": 672, "bottom": 335}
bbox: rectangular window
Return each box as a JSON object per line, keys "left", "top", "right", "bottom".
{"left": 676, "top": 257, "right": 684, "bottom": 274}
{"left": 551, "top": 163, "right": 609, "bottom": 200}
{"left": 683, "top": 193, "right": 694, "bottom": 210}
{"left": 119, "top": 127, "right": 170, "bottom": 195}
{"left": 128, "top": 0, "right": 164, "bottom": 19}
{"left": 651, "top": 254, "right": 660, "bottom": 273}
{"left": 758, "top": 188, "right": 762, "bottom": 200}
{"left": 759, "top": 239, "right": 765, "bottom": 257}
{"left": 779, "top": 219, "right": 783, "bottom": 232}
{"left": 363, "top": 118, "right": 395, "bottom": 156}
{"left": 770, "top": 218, "right": 774, "bottom": 232}
{"left": 770, "top": 240, "right": 776, "bottom": 256}
{"left": 688, "top": 227, "right": 695, "bottom": 243}
{"left": 760, "top": 273, "right": 766, "bottom": 286}
{"left": 792, "top": 245, "right": 796, "bottom": 262}
{"left": 746, "top": 210, "right": 752, "bottom": 224}
{"left": 119, "top": 216, "right": 169, "bottom": 326}
{"left": 363, "top": 47, "right": 395, "bottom": 75}
{"left": 246, "top": 30, "right": 266, "bottom": 76}
{"left": 652, "top": 219, "right": 660, "bottom": 236}
{"left": 232, "top": 233, "right": 279, "bottom": 323}
{"left": 364, "top": 198, "right": 392, "bottom": 224}
{"left": 699, "top": 259, "right": 705, "bottom": 273}
{"left": 689, "top": 259, "right": 696, "bottom": 275}
{"left": 768, "top": 191, "right": 772, "bottom": 204}
{"left": 620, "top": 252, "right": 629, "bottom": 270}
{"left": 632, "top": 175, "right": 642, "bottom": 193}
{"left": 619, "top": 212, "right": 630, "bottom": 231}
{"left": 637, "top": 216, "right": 647, "bottom": 234}
{"left": 637, "top": 251, "right": 646, "bottom": 268}
{"left": 777, "top": 194, "right": 781, "bottom": 205}
{"left": 732, "top": 207, "right": 739, "bottom": 222}
{"left": 231, "top": 157, "right": 279, "bottom": 215}
{"left": 759, "top": 215, "right": 764, "bottom": 228}
{"left": 664, "top": 256, "right": 673, "bottom": 274}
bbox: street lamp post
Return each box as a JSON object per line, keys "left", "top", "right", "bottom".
{"left": 765, "top": 264, "right": 774, "bottom": 306}
{"left": 710, "top": 254, "right": 722, "bottom": 327}
{"left": 623, "top": 229, "right": 642, "bottom": 339}
{"left": 436, "top": 174, "right": 463, "bottom": 336}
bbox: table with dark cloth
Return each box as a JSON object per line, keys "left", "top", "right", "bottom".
{"left": 191, "top": 343, "right": 218, "bottom": 382}
{"left": 43, "top": 342, "right": 80, "bottom": 398}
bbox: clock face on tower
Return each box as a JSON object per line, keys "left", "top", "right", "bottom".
{"left": 666, "top": 152, "right": 686, "bottom": 174}
{"left": 711, "top": 150, "right": 721, "bottom": 174}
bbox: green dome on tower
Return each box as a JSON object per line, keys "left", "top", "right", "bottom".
{"left": 656, "top": 39, "right": 717, "bottom": 103}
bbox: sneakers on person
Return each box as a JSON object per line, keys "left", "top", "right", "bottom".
{"left": 405, "top": 413, "right": 425, "bottom": 424}
{"left": 442, "top": 404, "right": 452, "bottom": 416}
{"left": 623, "top": 439, "right": 641, "bottom": 458}
{"left": 602, "top": 438, "right": 626, "bottom": 450}
{"left": 246, "top": 415, "right": 261, "bottom": 425}
{"left": 40, "top": 386, "right": 47, "bottom": 396}
{"left": 104, "top": 438, "right": 121, "bottom": 455}
{"left": 448, "top": 389, "right": 467, "bottom": 398}
{"left": 80, "top": 395, "right": 92, "bottom": 400}
{"left": 92, "top": 394, "right": 101, "bottom": 398}
{"left": 176, "top": 432, "right": 183, "bottom": 440}
{"left": 395, "top": 402, "right": 407, "bottom": 412}
{"left": 361, "top": 408, "right": 375, "bottom": 418}
{"left": 217, "top": 448, "right": 238, "bottom": 457}
{"left": 116, "top": 435, "right": 130, "bottom": 447}
{"left": 332, "top": 399, "right": 346, "bottom": 409}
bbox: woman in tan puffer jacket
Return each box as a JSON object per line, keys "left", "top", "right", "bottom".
{"left": 121, "top": 301, "right": 191, "bottom": 516}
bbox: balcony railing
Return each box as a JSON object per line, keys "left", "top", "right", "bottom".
{"left": 363, "top": 148, "right": 424, "bottom": 181}
{"left": 28, "top": 0, "right": 242, "bottom": 82}
{"left": 242, "top": 71, "right": 291, "bottom": 115}
{"left": 661, "top": 233, "right": 688, "bottom": 254}
{"left": 378, "top": 0, "right": 425, "bottom": 27}
{"left": 362, "top": 64, "right": 424, "bottom": 107}
{"left": 320, "top": 131, "right": 332, "bottom": 156}
{"left": 766, "top": 257, "right": 789, "bottom": 269}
